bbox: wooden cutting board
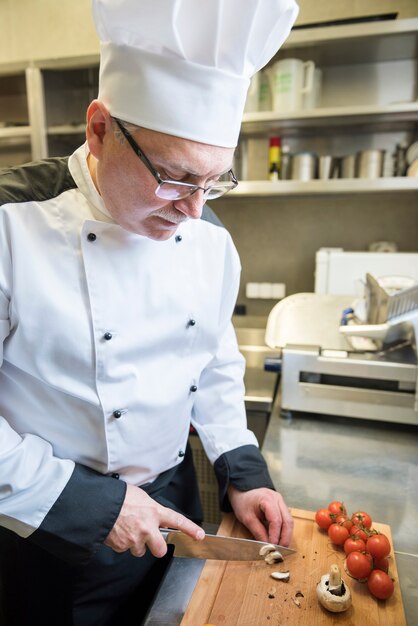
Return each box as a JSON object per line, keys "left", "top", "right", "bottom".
{"left": 180, "top": 508, "right": 406, "bottom": 626}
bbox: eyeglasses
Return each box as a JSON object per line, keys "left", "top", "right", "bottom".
{"left": 113, "top": 118, "right": 238, "bottom": 201}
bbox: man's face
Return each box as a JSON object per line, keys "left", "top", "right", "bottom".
{"left": 94, "top": 121, "right": 235, "bottom": 240}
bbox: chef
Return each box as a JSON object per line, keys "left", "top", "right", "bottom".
{"left": 0, "top": 0, "right": 298, "bottom": 624}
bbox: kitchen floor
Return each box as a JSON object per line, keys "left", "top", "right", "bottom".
{"left": 263, "top": 405, "right": 418, "bottom": 626}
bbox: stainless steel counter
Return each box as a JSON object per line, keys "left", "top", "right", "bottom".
{"left": 144, "top": 408, "right": 418, "bottom": 625}
{"left": 144, "top": 320, "right": 418, "bottom": 625}
{"left": 263, "top": 398, "right": 418, "bottom": 626}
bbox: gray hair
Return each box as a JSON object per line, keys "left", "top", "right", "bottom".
{"left": 113, "top": 117, "right": 141, "bottom": 144}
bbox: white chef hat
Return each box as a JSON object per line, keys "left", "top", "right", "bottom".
{"left": 92, "top": 0, "right": 299, "bottom": 148}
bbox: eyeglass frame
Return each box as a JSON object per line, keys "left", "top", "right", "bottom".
{"left": 112, "top": 117, "right": 238, "bottom": 201}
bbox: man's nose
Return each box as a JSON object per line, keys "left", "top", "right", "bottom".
{"left": 173, "top": 190, "right": 204, "bottom": 220}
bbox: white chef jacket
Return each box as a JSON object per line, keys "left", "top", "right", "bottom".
{"left": 0, "top": 143, "right": 258, "bottom": 541}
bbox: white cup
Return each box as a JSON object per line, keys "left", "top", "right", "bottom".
{"left": 267, "top": 58, "right": 315, "bottom": 113}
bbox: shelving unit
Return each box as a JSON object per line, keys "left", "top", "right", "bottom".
{"left": 234, "top": 17, "right": 418, "bottom": 197}
{"left": 0, "top": 16, "right": 417, "bottom": 187}
{"left": 241, "top": 103, "right": 418, "bottom": 135}
{"left": 0, "top": 58, "right": 99, "bottom": 165}
{"left": 230, "top": 177, "right": 418, "bottom": 197}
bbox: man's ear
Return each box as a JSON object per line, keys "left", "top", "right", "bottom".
{"left": 86, "top": 100, "right": 112, "bottom": 159}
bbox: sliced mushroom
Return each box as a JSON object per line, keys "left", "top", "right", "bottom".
{"left": 264, "top": 550, "right": 284, "bottom": 564}
{"left": 316, "top": 564, "right": 352, "bottom": 613}
{"left": 259, "top": 543, "right": 277, "bottom": 557}
{"left": 270, "top": 571, "right": 290, "bottom": 582}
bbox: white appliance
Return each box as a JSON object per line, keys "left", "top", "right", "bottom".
{"left": 264, "top": 249, "right": 418, "bottom": 426}
{"left": 314, "top": 248, "right": 418, "bottom": 296}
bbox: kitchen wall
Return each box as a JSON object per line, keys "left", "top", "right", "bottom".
{"left": 213, "top": 193, "right": 418, "bottom": 317}
{"left": 296, "top": 0, "right": 418, "bottom": 24}
{"left": 1, "top": 0, "right": 418, "bottom": 66}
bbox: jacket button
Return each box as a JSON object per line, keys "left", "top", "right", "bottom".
{"left": 113, "top": 410, "right": 122, "bottom": 419}
{"left": 87, "top": 232, "right": 97, "bottom": 242}
{"left": 111, "top": 473, "right": 120, "bottom": 479}
{"left": 190, "top": 385, "right": 197, "bottom": 393}
{"left": 188, "top": 319, "right": 196, "bottom": 327}
{"left": 175, "top": 235, "right": 182, "bottom": 243}
{"left": 178, "top": 450, "right": 185, "bottom": 458}
{"left": 103, "top": 332, "right": 113, "bottom": 340}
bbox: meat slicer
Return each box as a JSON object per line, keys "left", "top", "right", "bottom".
{"left": 264, "top": 274, "right": 418, "bottom": 425}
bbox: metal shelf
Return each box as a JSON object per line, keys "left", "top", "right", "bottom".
{"left": 241, "top": 102, "right": 418, "bottom": 136}
{"left": 279, "top": 17, "right": 418, "bottom": 66}
{"left": 47, "top": 124, "right": 86, "bottom": 135}
{"left": 228, "top": 177, "right": 418, "bottom": 197}
{"left": 0, "top": 125, "right": 31, "bottom": 139}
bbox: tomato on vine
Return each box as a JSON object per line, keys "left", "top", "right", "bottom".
{"left": 344, "top": 536, "right": 366, "bottom": 555}
{"left": 351, "top": 525, "right": 369, "bottom": 541}
{"left": 315, "top": 508, "right": 334, "bottom": 529}
{"left": 328, "top": 501, "right": 347, "bottom": 516}
{"left": 367, "top": 533, "right": 391, "bottom": 559}
{"left": 367, "top": 569, "right": 394, "bottom": 600}
{"left": 328, "top": 523, "right": 350, "bottom": 545}
{"left": 345, "top": 550, "right": 373, "bottom": 579}
{"left": 351, "top": 510, "right": 372, "bottom": 529}
{"left": 373, "top": 556, "right": 389, "bottom": 573}
{"left": 335, "top": 515, "right": 353, "bottom": 531}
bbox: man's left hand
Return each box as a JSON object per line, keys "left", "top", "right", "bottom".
{"left": 227, "top": 486, "right": 293, "bottom": 546}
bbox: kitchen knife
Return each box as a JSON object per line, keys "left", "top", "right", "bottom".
{"left": 160, "top": 529, "right": 296, "bottom": 561}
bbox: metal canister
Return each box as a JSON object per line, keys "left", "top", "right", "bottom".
{"left": 357, "top": 150, "right": 384, "bottom": 179}
{"left": 291, "top": 152, "right": 317, "bottom": 181}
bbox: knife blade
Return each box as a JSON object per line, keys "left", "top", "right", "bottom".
{"left": 160, "top": 529, "right": 296, "bottom": 561}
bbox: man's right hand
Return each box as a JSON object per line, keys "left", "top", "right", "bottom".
{"left": 104, "top": 483, "right": 204, "bottom": 558}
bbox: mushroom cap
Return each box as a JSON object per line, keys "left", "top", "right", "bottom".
{"left": 316, "top": 573, "right": 352, "bottom": 613}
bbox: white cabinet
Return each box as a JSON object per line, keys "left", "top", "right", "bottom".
{"left": 0, "top": 56, "right": 99, "bottom": 165}
{"left": 233, "top": 17, "right": 418, "bottom": 196}
{"left": 0, "top": 68, "right": 32, "bottom": 167}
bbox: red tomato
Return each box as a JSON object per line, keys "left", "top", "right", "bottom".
{"left": 367, "top": 534, "right": 391, "bottom": 560}
{"left": 328, "top": 501, "right": 347, "bottom": 516}
{"left": 373, "top": 557, "right": 389, "bottom": 573}
{"left": 344, "top": 536, "right": 366, "bottom": 555}
{"left": 328, "top": 523, "right": 350, "bottom": 545}
{"left": 351, "top": 511, "right": 372, "bottom": 529}
{"left": 367, "top": 569, "right": 394, "bottom": 600}
{"left": 315, "top": 508, "right": 334, "bottom": 529}
{"left": 336, "top": 515, "right": 353, "bottom": 531}
{"left": 346, "top": 551, "right": 373, "bottom": 579}
{"left": 351, "top": 525, "right": 369, "bottom": 541}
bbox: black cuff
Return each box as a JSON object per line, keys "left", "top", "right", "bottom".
{"left": 29, "top": 464, "right": 126, "bottom": 566}
{"left": 213, "top": 444, "right": 275, "bottom": 512}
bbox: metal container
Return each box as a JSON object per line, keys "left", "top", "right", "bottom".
{"left": 357, "top": 149, "right": 384, "bottom": 179}
{"left": 341, "top": 154, "right": 356, "bottom": 178}
{"left": 291, "top": 152, "right": 317, "bottom": 181}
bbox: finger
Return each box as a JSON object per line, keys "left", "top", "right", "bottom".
{"left": 277, "top": 510, "right": 294, "bottom": 546}
{"left": 130, "top": 546, "right": 147, "bottom": 558}
{"left": 259, "top": 499, "right": 281, "bottom": 544}
{"left": 145, "top": 530, "right": 169, "bottom": 558}
{"left": 161, "top": 510, "right": 205, "bottom": 541}
{"left": 244, "top": 514, "right": 269, "bottom": 543}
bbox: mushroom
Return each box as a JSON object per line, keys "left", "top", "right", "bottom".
{"left": 316, "top": 564, "right": 352, "bottom": 613}
{"left": 270, "top": 571, "right": 290, "bottom": 582}
{"left": 264, "top": 550, "right": 284, "bottom": 565}
{"left": 259, "top": 543, "right": 277, "bottom": 557}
